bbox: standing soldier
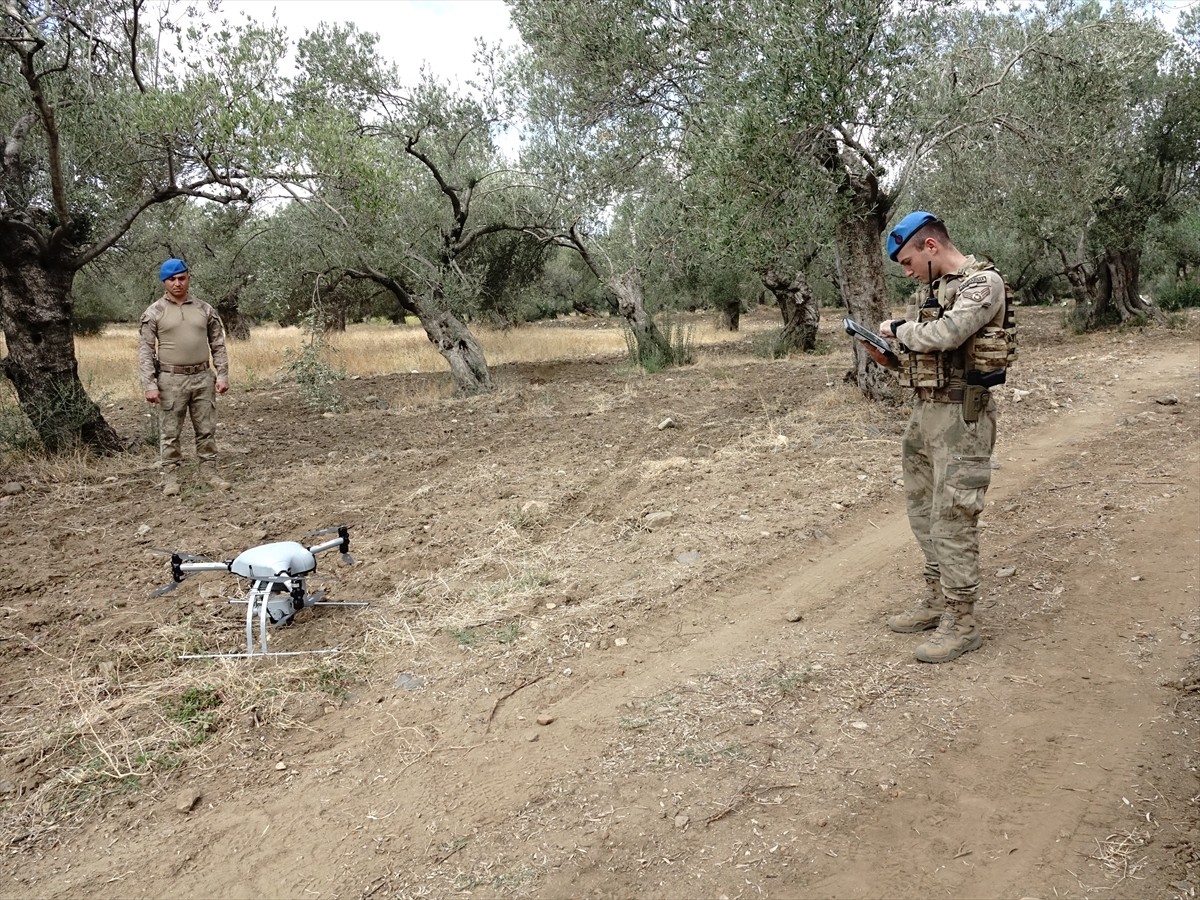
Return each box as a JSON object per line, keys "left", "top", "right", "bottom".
{"left": 138, "top": 258, "right": 232, "bottom": 496}
{"left": 878, "top": 212, "right": 1017, "bottom": 663}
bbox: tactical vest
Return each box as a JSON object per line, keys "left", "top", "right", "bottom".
{"left": 899, "top": 260, "right": 1018, "bottom": 390}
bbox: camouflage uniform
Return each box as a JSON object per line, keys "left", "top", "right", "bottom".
{"left": 138, "top": 295, "right": 229, "bottom": 481}
{"left": 890, "top": 256, "right": 1008, "bottom": 662}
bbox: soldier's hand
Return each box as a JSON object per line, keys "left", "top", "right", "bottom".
{"left": 145, "top": 389, "right": 160, "bottom": 404}
{"left": 215, "top": 379, "right": 229, "bottom": 395}
{"left": 878, "top": 320, "right": 896, "bottom": 339}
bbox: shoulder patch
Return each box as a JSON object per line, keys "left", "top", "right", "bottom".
{"left": 958, "top": 283, "right": 994, "bottom": 305}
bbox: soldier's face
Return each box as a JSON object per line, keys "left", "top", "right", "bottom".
{"left": 897, "top": 240, "right": 935, "bottom": 282}
{"left": 164, "top": 272, "right": 190, "bottom": 301}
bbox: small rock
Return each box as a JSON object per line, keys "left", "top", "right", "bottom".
{"left": 995, "top": 566, "right": 1017, "bottom": 578}
{"left": 199, "top": 582, "right": 226, "bottom": 600}
{"left": 526, "top": 732, "right": 540, "bottom": 743}
{"left": 644, "top": 511, "right": 673, "bottom": 528}
{"left": 850, "top": 721, "right": 868, "bottom": 730}
{"left": 1131, "top": 575, "right": 1144, "bottom": 582}
{"left": 784, "top": 610, "right": 804, "bottom": 623}
{"left": 175, "top": 790, "right": 201, "bottom": 813}
{"left": 657, "top": 417, "right": 676, "bottom": 430}
{"left": 275, "top": 761, "right": 287, "bottom": 771}
{"left": 674, "top": 814, "right": 689, "bottom": 829}
{"left": 675, "top": 550, "right": 702, "bottom": 565}
{"left": 136, "top": 524, "right": 151, "bottom": 537}
{"left": 0, "top": 780, "right": 16, "bottom": 796}
{"left": 394, "top": 673, "right": 426, "bottom": 691}
{"left": 521, "top": 500, "right": 548, "bottom": 516}
{"left": 536, "top": 714, "right": 556, "bottom": 726}
{"left": 1154, "top": 394, "right": 1179, "bottom": 406}
{"left": 614, "top": 637, "right": 628, "bottom": 647}
{"left": 2, "top": 482, "right": 23, "bottom": 496}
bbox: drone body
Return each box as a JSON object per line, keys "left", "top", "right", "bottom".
{"left": 152, "top": 526, "right": 365, "bottom": 659}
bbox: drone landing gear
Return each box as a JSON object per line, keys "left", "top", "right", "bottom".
{"left": 177, "top": 577, "right": 368, "bottom": 661}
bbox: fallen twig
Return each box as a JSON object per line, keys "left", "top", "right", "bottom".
{"left": 485, "top": 673, "right": 547, "bottom": 731}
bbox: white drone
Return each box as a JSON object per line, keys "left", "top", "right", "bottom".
{"left": 151, "top": 525, "right": 367, "bottom": 660}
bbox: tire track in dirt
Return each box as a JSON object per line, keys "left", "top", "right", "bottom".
{"left": 7, "top": 345, "right": 1195, "bottom": 900}
{"left": 518, "top": 346, "right": 1199, "bottom": 898}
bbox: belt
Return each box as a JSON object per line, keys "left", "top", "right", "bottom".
{"left": 159, "top": 362, "right": 210, "bottom": 375}
{"left": 915, "top": 386, "right": 964, "bottom": 403}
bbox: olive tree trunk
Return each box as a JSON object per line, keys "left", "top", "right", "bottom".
{"left": 0, "top": 230, "right": 123, "bottom": 452}
{"left": 415, "top": 294, "right": 492, "bottom": 395}
{"left": 609, "top": 269, "right": 670, "bottom": 363}
{"left": 762, "top": 267, "right": 819, "bottom": 353}
{"left": 1086, "top": 247, "right": 1163, "bottom": 326}
{"left": 831, "top": 188, "right": 898, "bottom": 400}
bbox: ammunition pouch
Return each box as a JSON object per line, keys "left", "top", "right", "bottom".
{"left": 153, "top": 355, "right": 161, "bottom": 378}
{"left": 973, "top": 326, "right": 1012, "bottom": 372}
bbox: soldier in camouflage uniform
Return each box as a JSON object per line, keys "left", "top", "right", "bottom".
{"left": 878, "top": 212, "right": 1016, "bottom": 663}
{"left": 138, "top": 259, "right": 231, "bottom": 496}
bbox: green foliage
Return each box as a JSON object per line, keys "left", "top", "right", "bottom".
{"left": 165, "top": 685, "right": 223, "bottom": 745}
{"left": 282, "top": 306, "right": 345, "bottom": 411}
{"left": 623, "top": 319, "right": 695, "bottom": 373}
{"left": 1158, "top": 281, "right": 1200, "bottom": 310}
{"left": 496, "top": 622, "right": 521, "bottom": 644}
{"left": 0, "top": 379, "right": 112, "bottom": 454}
{"left": 0, "top": 400, "right": 40, "bottom": 454}
{"left": 448, "top": 626, "right": 478, "bottom": 647}
{"left": 312, "top": 660, "right": 353, "bottom": 700}
{"left": 283, "top": 341, "right": 345, "bottom": 412}
{"left": 750, "top": 328, "right": 792, "bottom": 360}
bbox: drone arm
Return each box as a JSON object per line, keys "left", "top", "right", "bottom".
{"left": 179, "top": 560, "right": 233, "bottom": 576}
{"left": 308, "top": 538, "right": 343, "bottom": 556}
{"left": 308, "top": 525, "right": 354, "bottom": 566}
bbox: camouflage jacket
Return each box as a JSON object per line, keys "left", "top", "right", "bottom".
{"left": 893, "top": 256, "right": 1006, "bottom": 354}
{"left": 137, "top": 295, "right": 229, "bottom": 393}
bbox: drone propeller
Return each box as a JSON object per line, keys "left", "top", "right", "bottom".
{"left": 149, "top": 580, "right": 183, "bottom": 598}
{"left": 147, "top": 547, "right": 212, "bottom": 563}
{"left": 301, "top": 523, "right": 356, "bottom": 540}
{"left": 303, "top": 525, "right": 356, "bottom": 567}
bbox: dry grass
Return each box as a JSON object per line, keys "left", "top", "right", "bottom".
{"left": 70, "top": 314, "right": 783, "bottom": 404}
{"left": 0, "top": 611, "right": 376, "bottom": 846}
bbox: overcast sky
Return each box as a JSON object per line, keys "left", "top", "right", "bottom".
{"left": 220, "top": 0, "right": 522, "bottom": 85}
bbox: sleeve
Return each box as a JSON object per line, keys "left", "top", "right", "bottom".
{"left": 894, "top": 271, "right": 1004, "bottom": 353}
{"left": 137, "top": 306, "right": 159, "bottom": 392}
{"left": 207, "top": 306, "right": 229, "bottom": 382}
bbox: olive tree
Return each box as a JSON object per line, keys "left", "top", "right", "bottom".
{"left": 0, "top": 0, "right": 287, "bottom": 450}
{"left": 510, "top": 0, "right": 1174, "bottom": 396}
{"left": 284, "top": 25, "right": 554, "bottom": 394}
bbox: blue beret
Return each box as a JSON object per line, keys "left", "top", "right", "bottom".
{"left": 159, "top": 258, "right": 189, "bottom": 281}
{"left": 886, "top": 211, "right": 940, "bottom": 261}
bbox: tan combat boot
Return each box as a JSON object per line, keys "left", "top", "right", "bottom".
{"left": 163, "top": 470, "right": 181, "bottom": 497}
{"left": 914, "top": 602, "right": 982, "bottom": 664}
{"left": 887, "top": 581, "right": 945, "bottom": 633}
{"left": 199, "top": 462, "right": 231, "bottom": 491}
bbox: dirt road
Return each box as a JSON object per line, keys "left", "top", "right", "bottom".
{"left": 1, "top": 309, "right": 1196, "bottom": 899}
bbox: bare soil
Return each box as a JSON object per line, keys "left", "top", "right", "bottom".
{"left": 1, "top": 307, "right": 1197, "bottom": 900}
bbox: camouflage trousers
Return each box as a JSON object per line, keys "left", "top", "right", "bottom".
{"left": 158, "top": 370, "right": 219, "bottom": 469}
{"left": 902, "top": 397, "right": 998, "bottom": 605}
